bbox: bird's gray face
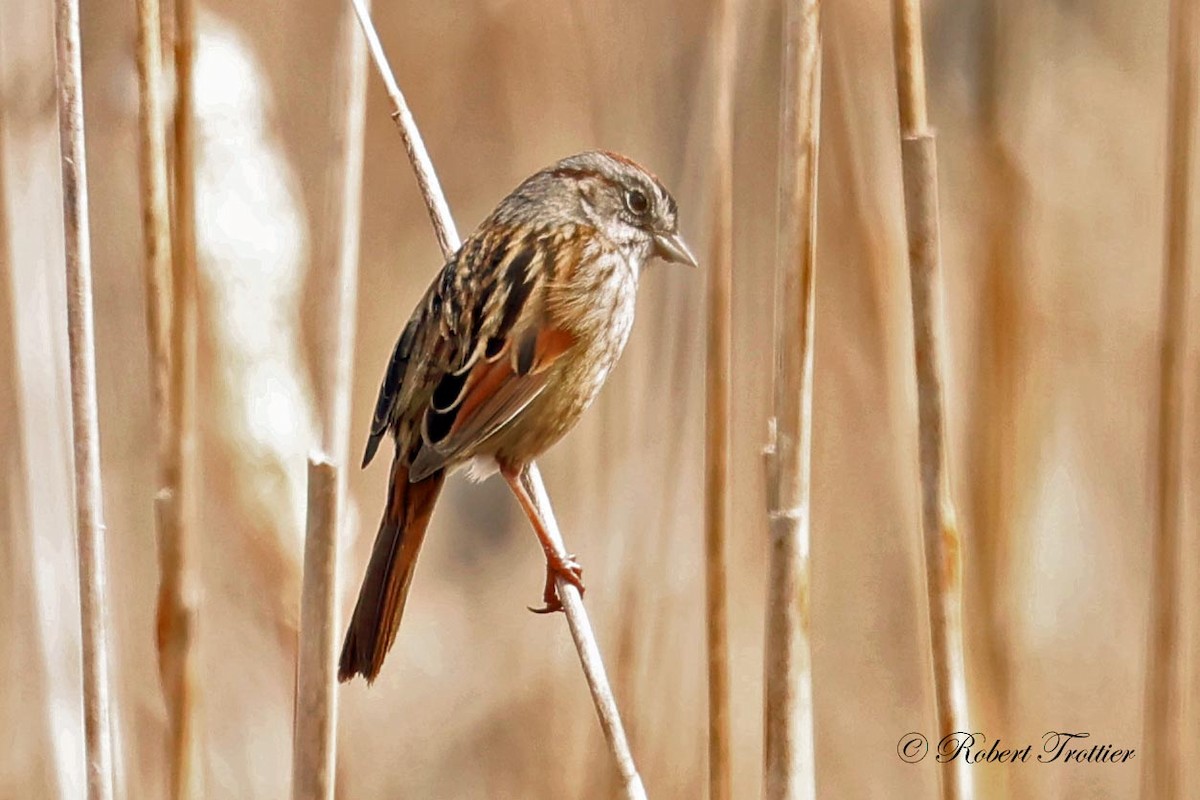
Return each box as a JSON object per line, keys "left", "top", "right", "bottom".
{"left": 611, "top": 172, "right": 698, "bottom": 269}
{"left": 559, "top": 151, "right": 698, "bottom": 269}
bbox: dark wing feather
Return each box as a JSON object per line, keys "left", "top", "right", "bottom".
{"left": 411, "top": 228, "right": 580, "bottom": 479}
{"left": 363, "top": 222, "right": 585, "bottom": 479}
{"left": 362, "top": 318, "right": 418, "bottom": 468}
{"left": 408, "top": 326, "right": 574, "bottom": 480}
{"left": 360, "top": 242, "right": 477, "bottom": 469}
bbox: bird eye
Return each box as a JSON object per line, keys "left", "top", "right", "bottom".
{"left": 625, "top": 189, "right": 649, "bottom": 216}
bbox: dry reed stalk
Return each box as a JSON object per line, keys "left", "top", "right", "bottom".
{"left": 889, "top": 2, "right": 970, "bottom": 800}
{"left": 349, "top": 0, "right": 456, "bottom": 256}
{"left": 763, "top": 2, "right": 820, "bottom": 799}
{"left": 519, "top": 464, "right": 647, "bottom": 800}
{"left": 135, "top": 0, "right": 200, "bottom": 794}
{"left": 135, "top": 0, "right": 171, "bottom": 426}
{"left": 1141, "top": 1, "right": 1198, "bottom": 798}
{"left": 293, "top": 457, "right": 341, "bottom": 800}
{"left": 316, "top": 0, "right": 369, "bottom": 464}
{"left": 704, "top": 1, "right": 738, "bottom": 798}
{"left": 51, "top": 0, "right": 114, "bottom": 796}
{"left": 292, "top": 3, "right": 368, "bottom": 795}
{"left": 347, "top": 2, "right": 646, "bottom": 796}
{"left": 157, "top": 0, "right": 202, "bottom": 795}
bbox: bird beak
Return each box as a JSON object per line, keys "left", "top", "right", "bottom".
{"left": 653, "top": 231, "right": 699, "bottom": 268}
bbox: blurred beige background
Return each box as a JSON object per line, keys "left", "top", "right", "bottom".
{"left": 2, "top": 0, "right": 1197, "bottom": 798}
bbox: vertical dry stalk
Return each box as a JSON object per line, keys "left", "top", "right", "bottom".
{"left": 316, "top": 0, "right": 370, "bottom": 463}
{"left": 292, "top": 3, "right": 368, "bottom": 795}
{"left": 293, "top": 458, "right": 341, "bottom": 800}
{"left": 763, "top": 2, "right": 820, "bottom": 799}
{"left": 347, "top": 2, "right": 646, "bottom": 796}
{"left": 890, "top": 2, "right": 970, "bottom": 800}
{"left": 157, "top": 0, "right": 202, "bottom": 796}
{"left": 704, "top": 1, "right": 738, "bottom": 799}
{"left": 1142, "top": 1, "right": 1198, "bottom": 798}
{"left": 135, "top": 0, "right": 172, "bottom": 427}
{"left": 135, "top": 0, "right": 199, "bottom": 793}
{"left": 51, "top": 0, "right": 114, "bottom": 796}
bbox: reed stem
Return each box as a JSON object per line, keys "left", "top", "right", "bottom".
{"left": 763, "top": 1, "right": 820, "bottom": 798}
{"left": 293, "top": 458, "right": 341, "bottom": 800}
{"left": 153, "top": 0, "right": 203, "bottom": 795}
{"left": 51, "top": 0, "right": 114, "bottom": 794}
{"left": 292, "top": 2, "right": 368, "bottom": 794}
{"left": 1141, "top": 1, "right": 1198, "bottom": 798}
{"left": 704, "top": 0, "right": 739, "bottom": 797}
{"left": 890, "top": 2, "right": 971, "bottom": 798}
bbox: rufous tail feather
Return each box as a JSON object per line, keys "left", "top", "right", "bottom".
{"left": 339, "top": 457, "right": 444, "bottom": 683}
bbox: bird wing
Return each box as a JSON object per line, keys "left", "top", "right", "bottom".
{"left": 363, "top": 223, "right": 587, "bottom": 480}
{"left": 362, "top": 316, "right": 419, "bottom": 468}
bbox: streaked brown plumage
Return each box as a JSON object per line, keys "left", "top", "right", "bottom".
{"left": 340, "top": 151, "right": 696, "bottom": 683}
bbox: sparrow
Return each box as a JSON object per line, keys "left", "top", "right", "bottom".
{"left": 339, "top": 150, "right": 696, "bottom": 683}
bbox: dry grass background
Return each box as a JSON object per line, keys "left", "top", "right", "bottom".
{"left": 1, "top": 0, "right": 1197, "bottom": 798}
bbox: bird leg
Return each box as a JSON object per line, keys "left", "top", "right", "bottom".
{"left": 501, "top": 463, "right": 585, "bottom": 614}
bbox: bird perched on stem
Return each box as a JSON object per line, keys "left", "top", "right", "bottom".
{"left": 339, "top": 151, "right": 696, "bottom": 683}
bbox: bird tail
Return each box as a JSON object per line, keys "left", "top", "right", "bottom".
{"left": 339, "top": 456, "right": 445, "bottom": 683}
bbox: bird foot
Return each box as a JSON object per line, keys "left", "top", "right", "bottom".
{"left": 527, "top": 553, "right": 585, "bottom": 614}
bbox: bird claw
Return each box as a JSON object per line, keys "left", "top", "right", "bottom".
{"left": 527, "top": 552, "right": 585, "bottom": 615}
{"left": 526, "top": 602, "right": 561, "bottom": 615}
{"left": 552, "top": 552, "right": 585, "bottom": 592}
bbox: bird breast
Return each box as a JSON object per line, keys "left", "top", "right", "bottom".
{"left": 553, "top": 245, "right": 639, "bottom": 381}
{"left": 487, "top": 247, "right": 639, "bottom": 463}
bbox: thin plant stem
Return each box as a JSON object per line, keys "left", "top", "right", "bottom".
{"left": 763, "top": 2, "right": 820, "bottom": 799}
{"left": 135, "top": 0, "right": 171, "bottom": 430}
{"left": 134, "top": 0, "right": 200, "bottom": 794}
{"left": 519, "top": 464, "right": 647, "bottom": 800}
{"left": 292, "top": 2, "right": 368, "bottom": 794}
{"left": 349, "top": 0, "right": 458, "bottom": 254}
{"left": 322, "top": 0, "right": 369, "bottom": 464}
{"left": 51, "top": 0, "right": 114, "bottom": 796}
{"left": 704, "top": 0, "right": 738, "bottom": 797}
{"left": 293, "top": 457, "right": 341, "bottom": 800}
{"left": 889, "top": 2, "right": 971, "bottom": 799}
{"left": 347, "top": 3, "right": 645, "bottom": 796}
{"left": 1141, "top": 1, "right": 1198, "bottom": 798}
{"left": 159, "top": 0, "right": 202, "bottom": 796}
